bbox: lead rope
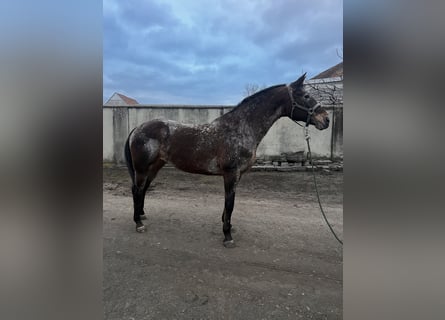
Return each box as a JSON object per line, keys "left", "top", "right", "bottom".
{"left": 304, "top": 124, "right": 343, "bottom": 245}
{"left": 288, "top": 84, "right": 343, "bottom": 245}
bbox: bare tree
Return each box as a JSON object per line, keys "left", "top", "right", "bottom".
{"left": 306, "top": 76, "right": 343, "bottom": 106}
{"left": 243, "top": 83, "right": 267, "bottom": 97}
{"left": 336, "top": 48, "right": 343, "bottom": 60}
{"left": 304, "top": 53, "right": 343, "bottom": 106}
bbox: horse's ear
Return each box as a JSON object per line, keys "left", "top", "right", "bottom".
{"left": 290, "top": 73, "right": 307, "bottom": 90}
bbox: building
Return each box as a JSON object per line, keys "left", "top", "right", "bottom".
{"left": 104, "top": 92, "right": 139, "bottom": 106}
{"left": 311, "top": 62, "right": 343, "bottom": 80}
{"left": 305, "top": 62, "right": 343, "bottom": 106}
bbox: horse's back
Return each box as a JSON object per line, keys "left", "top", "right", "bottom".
{"left": 129, "top": 119, "right": 253, "bottom": 175}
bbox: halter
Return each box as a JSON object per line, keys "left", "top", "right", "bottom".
{"left": 287, "top": 85, "right": 321, "bottom": 127}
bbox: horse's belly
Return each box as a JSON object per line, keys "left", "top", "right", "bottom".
{"left": 168, "top": 135, "right": 221, "bottom": 175}
{"left": 170, "top": 152, "right": 221, "bottom": 175}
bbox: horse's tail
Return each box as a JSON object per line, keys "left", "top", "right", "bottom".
{"left": 124, "top": 128, "right": 137, "bottom": 185}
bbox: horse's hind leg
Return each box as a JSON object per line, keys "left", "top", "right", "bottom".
{"left": 133, "top": 159, "right": 165, "bottom": 232}
{"left": 222, "top": 170, "right": 240, "bottom": 248}
{"left": 132, "top": 180, "right": 147, "bottom": 232}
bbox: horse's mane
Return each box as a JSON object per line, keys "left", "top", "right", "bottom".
{"left": 237, "top": 84, "right": 285, "bottom": 107}
{"left": 218, "top": 84, "right": 286, "bottom": 120}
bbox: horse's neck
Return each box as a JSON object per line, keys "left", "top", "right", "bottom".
{"left": 248, "top": 104, "right": 285, "bottom": 143}
{"left": 219, "top": 86, "right": 289, "bottom": 145}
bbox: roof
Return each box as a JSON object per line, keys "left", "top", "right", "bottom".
{"left": 311, "top": 62, "right": 343, "bottom": 79}
{"left": 104, "top": 92, "right": 139, "bottom": 106}
{"left": 115, "top": 93, "right": 139, "bottom": 105}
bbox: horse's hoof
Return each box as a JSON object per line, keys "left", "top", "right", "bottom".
{"left": 140, "top": 215, "right": 147, "bottom": 220}
{"left": 136, "top": 225, "right": 146, "bottom": 233}
{"left": 223, "top": 240, "right": 236, "bottom": 248}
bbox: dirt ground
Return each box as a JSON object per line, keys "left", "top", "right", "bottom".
{"left": 103, "top": 166, "right": 343, "bottom": 320}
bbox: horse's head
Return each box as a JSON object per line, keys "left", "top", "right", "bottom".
{"left": 288, "top": 73, "right": 330, "bottom": 130}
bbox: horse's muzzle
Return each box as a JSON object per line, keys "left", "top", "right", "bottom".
{"left": 314, "top": 117, "right": 329, "bottom": 130}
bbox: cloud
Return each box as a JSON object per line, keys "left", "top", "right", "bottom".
{"left": 103, "top": 0, "right": 342, "bottom": 104}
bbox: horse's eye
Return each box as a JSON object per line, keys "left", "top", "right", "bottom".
{"left": 304, "top": 94, "right": 310, "bottom": 99}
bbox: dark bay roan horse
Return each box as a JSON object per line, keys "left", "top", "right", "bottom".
{"left": 124, "top": 73, "right": 329, "bottom": 247}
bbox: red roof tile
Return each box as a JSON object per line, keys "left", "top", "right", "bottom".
{"left": 116, "top": 93, "right": 139, "bottom": 105}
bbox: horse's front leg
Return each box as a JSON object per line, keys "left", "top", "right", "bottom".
{"left": 222, "top": 170, "right": 240, "bottom": 248}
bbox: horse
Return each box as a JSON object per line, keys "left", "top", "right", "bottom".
{"left": 124, "top": 73, "right": 330, "bottom": 248}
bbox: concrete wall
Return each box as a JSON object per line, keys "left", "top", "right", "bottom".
{"left": 103, "top": 108, "right": 114, "bottom": 161}
{"left": 103, "top": 103, "right": 343, "bottom": 164}
{"left": 331, "top": 107, "right": 343, "bottom": 159}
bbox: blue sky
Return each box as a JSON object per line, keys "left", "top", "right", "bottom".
{"left": 103, "top": 0, "right": 342, "bottom": 104}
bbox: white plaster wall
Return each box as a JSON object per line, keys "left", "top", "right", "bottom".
{"left": 177, "top": 108, "right": 222, "bottom": 124}
{"left": 129, "top": 108, "right": 181, "bottom": 129}
{"left": 257, "top": 117, "right": 306, "bottom": 157}
{"left": 128, "top": 107, "right": 223, "bottom": 129}
{"left": 257, "top": 110, "right": 333, "bottom": 158}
